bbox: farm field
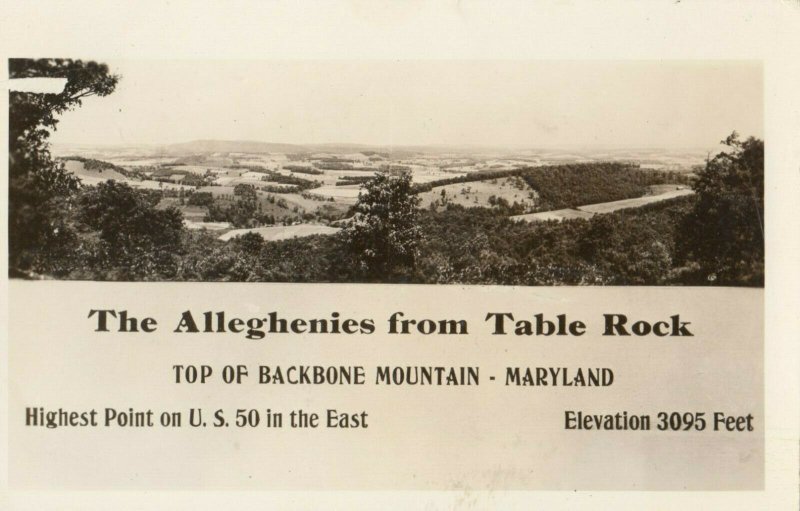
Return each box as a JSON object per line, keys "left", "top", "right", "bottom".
{"left": 196, "top": 186, "right": 236, "bottom": 197}
{"left": 184, "top": 220, "right": 231, "bottom": 230}
{"left": 218, "top": 224, "right": 341, "bottom": 242}
{"left": 160, "top": 164, "right": 216, "bottom": 174}
{"left": 577, "top": 187, "right": 693, "bottom": 214}
{"left": 63, "top": 159, "right": 127, "bottom": 181}
{"left": 91, "top": 157, "right": 178, "bottom": 167}
{"left": 64, "top": 159, "right": 193, "bottom": 191}
{"left": 512, "top": 208, "right": 595, "bottom": 222}
{"left": 417, "top": 176, "right": 537, "bottom": 209}
{"left": 307, "top": 185, "right": 362, "bottom": 202}
{"left": 126, "top": 180, "right": 193, "bottom": 191}
{"left": 648, "top": 184, "right": 691, "bottom": 194}
{"left": 54, "top": 145, "right": 705, "bottom": 239}
{"left": 408, "top": 167, "right": 468, "bottom": 184}
{"left": 212, "top": 176, "right": 267, "bottom": 186}
{"left": 512, "top": 186, "right": 694, "bottom": 222}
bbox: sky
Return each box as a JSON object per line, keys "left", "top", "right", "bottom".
{"left": 48, "top": 60, "right": 763, "bottom": 150}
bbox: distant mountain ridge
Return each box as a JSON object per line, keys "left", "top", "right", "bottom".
{"left": 159, "top": 140, "right": 469, "bottom": 155}
{"left": 52, "top": 139, "right": 714, "bottom": 161}
{"left": 161, "top": 139, "right": 307, "bottom": 154}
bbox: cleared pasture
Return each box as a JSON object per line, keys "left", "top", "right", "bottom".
{"left": 196, "top": 186, "right": 236, "bottom": 197}
{"left": 648, "top": 184, "right": 691, "bottom": 194}
{"left": 513, "top": 187, "right": 694, "bottom": 223}
{"left": 218, "top": 224, "right": 341, "bottom": 242}
{"left": 184, "top": 220, "right": 231, "bottom": 230}
{"left": 512, "top": 209, "right": 595, "bottom": 222}
{"left": 408, "top": 166, "right": 466, "bottom": 184}
{"left": 64, "top": 159, "right": 127, "bottom": 181}
{"left": 68, "top": 160, "right": 192, "bottom": 191}
{"left": 577, "top": 188, "right": 693, "bottom": 214}
{"left": 107, "top": 157, "right": 177, "bottom": 166}
{"left": 225, "top": 177, "right": 267, "bottom": 186}
{"left": 307, "top": 185, "right": 362, "bottom": 203}
{"left": 417, "top": 176, "right": 537, "bottom": 209}
{"left": 161, "top": 165, "right": 216, "bottom": 175}
{"left": 128, "top": 180, "right": 192, "bottom": 191}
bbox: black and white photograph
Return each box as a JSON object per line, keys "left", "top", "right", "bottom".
{"left": 9, "top": 59, "right": 764, "bottom": 285}
{"left": 3, "top": 1, "right": 798, "bottom": 509}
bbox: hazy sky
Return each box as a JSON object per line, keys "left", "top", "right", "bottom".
{"left": 49, "top": 60, "right": 763, "bottom": 149}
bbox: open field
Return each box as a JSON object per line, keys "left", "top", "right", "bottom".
{"left": 63, "top": 159, "right": 127, "bottom": 181}
{"left": 64, "top": 159, "right": 193, "bottom": 191}
{"left": 417, "top": 176, "right": 537, "bottom": 209}
{"left": 125, "top": 180, "right": 193, "bottom": 191}
{"left": 196, "top": 186, "right": 236, "bottom": 197}
{"left": 408, "top": 167, "right": 467, "bottom": 184}
{"left": 512, "top": 186, "right": 694, "bottom": 222}
{"left": 184, "top": 220, "right": 231, "bottom": 230}
{"left": 648, "top": 184, "right": 691, "bottom": 194}
{"left": 160, "top": 164, "right": 216, "bottom": 175}
{"left": 577, "top": 187, "right": 693, "bottom": 214}
{"left": 512, "top": 209, "right": 595, "bottom": 222}
{"left": 213, "top": 176, "right": 264, "bottom": 186}
{"left": 307, "top": 186, "right": 362, "bottom": 202}
{"left": 98, "top": 157, "right": 178, "bottom": 167}
{"left": 218, "top": 223, "right": 341, "bottom": 242}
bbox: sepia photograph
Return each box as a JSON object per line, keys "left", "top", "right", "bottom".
{"left": 9, "top": 59, "right": 763, "bottom": 285}
{"left": 4, "top": 1, "right": 799, "bottom": 509}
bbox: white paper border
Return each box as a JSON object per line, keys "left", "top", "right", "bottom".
{"left": 1, "top": 1, "right": 798, "bottom": 508}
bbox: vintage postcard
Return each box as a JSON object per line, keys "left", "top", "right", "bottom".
{"left": 1, "top": 1, "right": 798, "bottom": 510}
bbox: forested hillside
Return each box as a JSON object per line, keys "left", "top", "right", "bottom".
{"left": 416, "top": 163, "right": 691, "bottom": 212}
{"left": 164, "top": 195, "right": 697, "bottom": 285}
{"left": 519, "top": 163, "right": 690, "bottom": 211}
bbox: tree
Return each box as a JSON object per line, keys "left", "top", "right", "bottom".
{"left": 9, "top": 59, "right": 119, "bottom": 276}
{"left": 232, "top": 231, "right": 265, "bottom": 256}
{"left": 233, "top": 183, "right": 256, "bottom": 197}
{"left": 187, "top": 191, "right": 214, "bottom": 207}
{"left": 676, "top": 132, "right": 764, "bottom": 285}
{"left": 77, "top": 181, "right": 185, "bottom": 279}
{"left": 342, "top": 172, "right": 421, "bottom": 279}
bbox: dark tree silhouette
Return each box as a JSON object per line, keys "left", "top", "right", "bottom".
{"left": 9, "top": 59, "right": 119, "bottom": 276}
{"left": 677, "top": 132, "right": 764, "bottom": 285}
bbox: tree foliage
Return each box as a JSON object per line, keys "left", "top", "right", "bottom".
{"left": 342, "top": 172, "right": 421, "bottom": 279}
{"left": 76, "top": 181, "right": 185, "bottom": 279}
{"left": 172, "top": 195, "right": 694, "bottom": 285}
{"left": 676, "top": 132, "right": 764, "bottom": 285}
{"left": 9, "top": 59, "right": 119, "bottom": 275}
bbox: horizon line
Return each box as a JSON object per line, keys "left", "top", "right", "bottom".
{"left": 50, "top": 138, "right": 728, "bottom": 152}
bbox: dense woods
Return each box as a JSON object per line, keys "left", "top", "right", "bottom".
{"left": 152, "top": 195, "right": 694, "bottom": 285}
{"left": 9, "top": 179, "right": 759, "bottom": 286}
{"left": 519, "top": 163, "right": 691, "bottom": 211}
